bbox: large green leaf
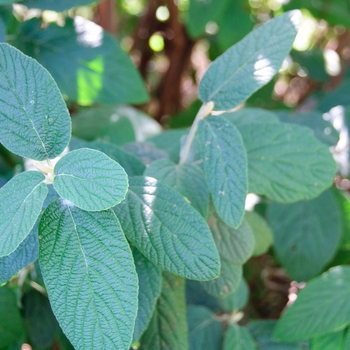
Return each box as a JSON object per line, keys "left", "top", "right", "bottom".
{"left": 0, "top": 286, "right": 24, "bottom": 347}
{"left": 187, "top": 305, "right": 223, "bottom": 350}
{"left": 249, "top": 320, "right": 310, "bottom": 349}
{"left": 16, "top": 18, "right": 149, "bottom": 105}
{"left": 22, "top": 0, "right": 100, "bottom": 11}
{"left": 198, "top": 116, "right": 247, "bottom": 228}
{"left": 198, "top": 11, "right": 301, "bottom": 110}
{"left": 139, "top": 272, "right": 188, "bottom": 350}
{"left": 311, "top": 331, "right": 344, "bottom": 350}
{"left": 268, "top": 190, "right": 342, "bottom": 281}
{"left": 274, "top": 266, "right": 350, "bottom": 341}
{"left": 0, "top": 171, "right": 47, "bottom": 257}
{"left": 245, "top": 211, "right": 273, "bottom": 256}
{"left": 132, "top": 248, "right": 162, "bottom": 343}
{"left": 185, "top": 0, "right": 229, "bottom": 39}
{"left": 113, "top": 176, "right": 220, "bottom": 280}
{"left": 144, "top": 159, "right": 209, "bottom": 217}
{"left": 0, "top": 223, "right": 38, "bottom": 284}
{"left": 123, "top": 141, "right": 168, "bottom": 165}
{"left": 223, "top": 324, "right": 256, "bottom": 350}
{"left": 89, "top": 141, "right": 146, "bottom": 177}
{"left": 53, "top": 148, "right": 128, "bottom": 211}
{"left": 39, "top": 200, "right": 138, "bottom": 349}
{"left": 236, "top": 121, "right": 336, "bottom": 202}
{"left": 0, "top": 43, "right": 71, "bottom": 160}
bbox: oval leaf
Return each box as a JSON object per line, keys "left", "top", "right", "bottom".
{"left": 198, "top": 11, "right": 301, "bottom": 110}
{"left": 113, "top": 176, "right": 220, "bottom": 281}
{"left": 223, "top": 324, "right": 256, "bottom": 350}
{"left": 198, "top": 116, "right": 247, "bottom": 228}
{"left": 53, "top": 148, "right": 128, "bottom": 211}
{"left": 39, "top": 199, "right": 138, "bottom": 349}
{"left": 274, "top": 266, "right": 350, "bottom": 341}
{"left": 0, "top": 171, "right": 47, "bottom": 257}
{"left": 0, "top": 43, "right": 71, "bottom": 160}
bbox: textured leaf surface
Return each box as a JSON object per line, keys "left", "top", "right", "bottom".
{"left": 0, "top": 171, "right": 47, "bottom": 257}
{"left": 237, "top": 121, "right": 336, "bottom": 202}
{"left": 39, "top": 200, "right": 138, "bottom": 349}
{"left": 0, "top": 285, "right": 24, "bottom": 347}
{"left": 274, "top": 266, "right": 350, "bottom": 341}
{"left": 16, "top": 18, "right": 148, "bottom": 105}
{"left": 53, "top": 148, "right": 128, "bottom": 211}
{"left": 132, "top": 248, "right": 162, "bottom": 343}
{"left": 145, "top": 159, "right": 209, "bottom": 217}
{"left": 0, "top": 223, "right": 38, "bottom": 284}
{"left": 223, "top": 324, "right": 256, "bottom": 350}
{"left": 268, "top": 190, "right": 342, "bottom": 281}
{"left": 89, "top": 141, "right": 146, "bottom": 177}
{"left": 198, "top": 116, "right": 247, "bottom": 228}
{"left": 139, "top": 272, "right": 188, "bottom": 350}
{"left": 245, "top": 211, "right": 273, "bottom": 256}
{"left": 249, "top": 321, "right": 310, "bottom": 350}
{"left": 311, "top": 331, "right": 343, "bottom": 350}
{"left": 0, "top": 43, "right": 70, "bottom": 160}
{"left": 114, "top": 176, "right": 220, "bottom": 280}
{"left": 22, "top": 0, "right": 100, "bottom": 11}
{"left": 198, "top": 11, "right": 301, "bottom": 110}
{"left": 187, "top": 305, "right": 223, "bottom": 350}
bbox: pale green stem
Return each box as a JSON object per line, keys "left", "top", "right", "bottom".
{"left": 179, "top": 101, "right": 214, "bottom": 165}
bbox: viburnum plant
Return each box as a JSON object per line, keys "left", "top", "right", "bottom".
{"left": 0, "top": 6, "right": 343, "bottom": 350}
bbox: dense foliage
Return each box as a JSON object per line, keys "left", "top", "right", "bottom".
{"left": 0, "top": 0, "right": 350, "bottom": 349}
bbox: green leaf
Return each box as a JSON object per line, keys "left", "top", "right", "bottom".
{"left": 23, "top": 290, "right": 59, "bottom": 348}
{"left": 53, "top": 148, "right": 128, "bottom": 211}
{"left": 144, "top": 159, "right": 209, "bottom": 217}
{"left": 249, "top": 320, "right": 310, "bottom": 350}
{"left": 39, "top": 199, "right": 138, "bottom": 349}
{"left": 0, "top": 17, "right": 5, "bottom": 42}
{"left": 274, "top": 266, "right": 350, "bottom": 341}
{"left": 187, "top": 305, "right": 223, "bottom": 350}
{"left": 132, "top": 248, "right": 162, "bottom": 343}
{"left": 0, "top": 285, "right": 24, "bottom": 347}
{"left": 0, "top": 223, "right": 38, "bottom": 284}
{"left": 245, "top": 211, "right": 273, "bottom": 256}
{"left": 0, "top": 171, "right": 47, "bottom": 257}
{"left": 198, "top": 11, "right": 301, "bottom": 110}
{"left": 123, "top": 141, "right": 168, "bottom": 165}
{"left": 89, "top": 141, "right": 146, "bottom": 177}
{"left": 223, "top": 324, "right": 256, "bottom": 350}
{"left": 22, "top": 0, "right": 101, "bottom": 11}
{"left": 236, "top": 121, "right": 337, "bottom": 202}
{"left": 311, "top": 331, "right": 344, "bottom": 350}
{"left": 185, "top": 0, "right": 229, "bottom": 39}
{"left": 139, "top": 272, "right": 189, "bottom": 350}
{"left": 113, "top": 176, "right": 220, "bottom": 281}
{"left": 0, "top": 43, "right": 71, "bottom": 160}
{"left": 16, "top": 18, "right": 149, "bottom": 106}
{"left": 268, "top": 190, "right": 342, "bottom": 281}
{"left": 198, "top": 116, "right": 247, "bottom": 228}
{"left": 220, "top": 278, "right": 249, "bottom": 312}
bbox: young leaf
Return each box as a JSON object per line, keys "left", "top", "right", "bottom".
{"left": 0, "top": 171, "right": 47, "bottom": 257}
{"left": 145, "top": 159, "right": 209, "bottom": 217}
{"left": 22, "top": 0, "right": 101, "bottom": 11}
{"left": 132, "top": 248, "right": 162, "bottom": 343}
{"left": 236, "top": 121, "right": 337, "bottom": 202}
{"left": 16, "top": 18, "right": 149, "bottom": 105}
{"left": 187, "top": 305, "right": 223, "bottom": 350}
{"left": 53, "top": 148, "right": 128, "bottom": 211}
{"left": 0, "top": 43, "right": 71, "bottom": 160}
{"left": 274, "top": 266, "right": 350, "bottom": 341}
{"left": 223, "top": 324, "right": 256, "bottom": 350}
{"left": 139, "top": 272, "right": 189, "bottom": 350}
{"left": 198, "top": 11, "right": 301, "bottom": 110}
{"left": 0, "top": 223, "right": 38, "bottom": 284}
{"left": 198, "top": 116, "right": 247, "bottom": 228}
{"left": 113, "top": 176, "right": 220, "bottom": 281}
{"left": 39, "top": 199, "right": 138, "bottom": 349}
{"left": 0, "top": 285, "right": 24, "bottom": 347}
{"left": 268, "top": 190, "right": 342, "bottom": 281}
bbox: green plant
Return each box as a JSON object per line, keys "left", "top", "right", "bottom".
{"left": 1, "top": 0, "right": 350, "bottom": 349}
